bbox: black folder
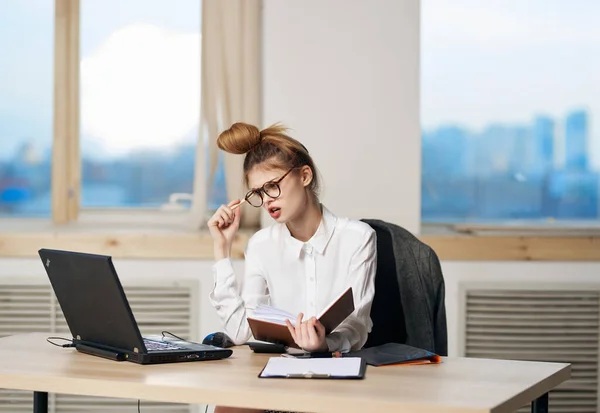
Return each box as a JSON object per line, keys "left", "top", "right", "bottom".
{"left": 348, "top": 343, "right": 441, "bottom": 366}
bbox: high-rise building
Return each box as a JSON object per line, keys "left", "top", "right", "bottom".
{"left": 422, "top": 126, "right": 469, "bottom": 177}
{"left": 532, "top": 115, "right": 554, "bottom": 173}
{"left": 564, "top": 110, "right": 589, "bottom": 171}
{"left": 509, "top": 126, "right": 530, "bottom": 174}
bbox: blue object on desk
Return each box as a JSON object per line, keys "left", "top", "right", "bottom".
{"left": 202, "top": 332, "right": 235, "bottom": 348}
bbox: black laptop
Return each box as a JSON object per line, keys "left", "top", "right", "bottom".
{"left": 38, "top": 248, "right": 232, "bottom": 364}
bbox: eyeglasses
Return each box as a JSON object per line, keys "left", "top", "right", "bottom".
{"left": 244, "top": 168, "right": 295, "bottom": 207}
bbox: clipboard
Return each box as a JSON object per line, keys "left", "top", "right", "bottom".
{"left": 258, "top": 356, "right": 367, "bottom": 380}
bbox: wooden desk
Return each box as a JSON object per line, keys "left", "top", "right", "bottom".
{"left": 0, "top": 333, "right": 570, "bottom": 413}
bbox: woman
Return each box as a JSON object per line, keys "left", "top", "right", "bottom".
{"left": 208, "top": 122, "right": 377, "bottom": 413}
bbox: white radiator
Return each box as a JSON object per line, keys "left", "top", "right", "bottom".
{"left": 463, "top": 286, "right": 599, "bottom": 413}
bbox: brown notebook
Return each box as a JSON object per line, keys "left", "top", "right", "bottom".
{"left": 247, "top": 287, "right": 355, "bottom": 349}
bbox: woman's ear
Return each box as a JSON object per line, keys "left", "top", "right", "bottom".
{"left": 299, "top": 165, "right": 313, "bottom": 187}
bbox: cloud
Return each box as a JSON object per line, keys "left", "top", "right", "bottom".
{"left": 80, "top": 24, "right": 201, "bottom": 157}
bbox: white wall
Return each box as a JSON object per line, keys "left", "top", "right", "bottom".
{"left": 262, "top": 0, "right": 421, "bottom": 233}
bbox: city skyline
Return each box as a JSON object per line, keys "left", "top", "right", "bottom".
{"left": 422, "top": 108, "right": 599, "bottom": 220}
{"left": 422, "top": 0, "right": 600, "bottom": 169}
{"left": 422, "top": 108, "right": 597, "bottom": 173}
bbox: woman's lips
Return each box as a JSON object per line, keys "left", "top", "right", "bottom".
{"left": 269, "top": 206, "right": 281, "bottom": 219}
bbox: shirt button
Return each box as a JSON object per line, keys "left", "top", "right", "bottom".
{"left": 310, "top": 277, "right": 315, "bottom": 282}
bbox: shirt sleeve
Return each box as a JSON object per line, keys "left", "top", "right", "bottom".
{"left": 325, "top": 228, "right": 377, "bottom": 352}
{"left": 208, "top": 240, "right": 270, "bottom": 345}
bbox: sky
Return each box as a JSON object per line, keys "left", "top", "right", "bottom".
{"left": 421, "top": 0, "right": 600, "bottom": 168}
{"left": 79, "top": 0, "right": 201, "bottom": 158}
{"left": 0, "top": 0, "right": 598, "bottom": 166}
{"left": 0, "top": 0, "right": 201, "bottom": 160}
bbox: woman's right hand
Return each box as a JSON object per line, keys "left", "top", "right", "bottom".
{"left": 207, "top": 199, "right": 242, "bottom": 260}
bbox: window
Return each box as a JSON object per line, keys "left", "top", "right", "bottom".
{"left": 0, "top": 0, "right": 221, "bottom": 226}
{"left": 80, "top": 0, "right": 201, "bottom": 210}
{"left": 0, "top": 0, "right": 54, "bottom": 217}
{"left": 1, "top": 0, "right": 259, "bottom": 228}
{"left": 421, "top": 0, "right": 600, "bottom": 222}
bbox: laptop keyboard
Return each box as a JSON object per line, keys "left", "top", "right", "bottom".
{"left": 144, "top": 339, "right": 183, "bottom": 351}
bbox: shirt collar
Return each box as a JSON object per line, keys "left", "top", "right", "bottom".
{"left": 283, "top": 205, "right": 338, "bottom": 257}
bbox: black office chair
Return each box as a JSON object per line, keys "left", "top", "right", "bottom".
{"left": 361, "top": 219, "right": 448, "bottom": 356}
{"left": 363, "top": 224, "right": 407, "bottom": 348}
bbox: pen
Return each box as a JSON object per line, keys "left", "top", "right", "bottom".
{"left": 307, "top": 351, "right": 343, "bottom": 358}
{"left": 230, "top": 199, "right": 247, "bottom": 210}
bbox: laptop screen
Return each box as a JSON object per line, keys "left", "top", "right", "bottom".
{"left": 38, "top": 249, "right": 146, "bottom": 353}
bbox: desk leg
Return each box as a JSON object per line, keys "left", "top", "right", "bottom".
{"left": 33, "top": 391, "right": 48, "bottom": 413}
{"left": 531, "top": 392, "right": 548, "bottom": 413}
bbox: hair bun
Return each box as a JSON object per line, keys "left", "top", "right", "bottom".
{"left": 217, "top": 122, "right": 262, "bottom": 154}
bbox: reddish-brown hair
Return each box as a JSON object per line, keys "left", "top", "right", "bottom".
{"left": 217, "top": 122, "right": 320, "bottom": 198}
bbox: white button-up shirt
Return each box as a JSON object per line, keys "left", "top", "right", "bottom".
{"left": 210, "top": 206, "right": 377, "bottom": 352}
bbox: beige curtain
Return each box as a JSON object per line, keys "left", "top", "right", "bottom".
{"left": 198, "top": 0, "right": 262, "bottom": 228}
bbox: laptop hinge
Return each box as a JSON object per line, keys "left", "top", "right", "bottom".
{"left": 75, "top": 342, "right": 127, "bottom": 361}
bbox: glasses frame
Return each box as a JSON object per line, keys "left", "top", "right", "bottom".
{"left": 244, "top": 168, "right": 296, "bottom": 208}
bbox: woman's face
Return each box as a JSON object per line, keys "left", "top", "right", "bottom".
{"left": 246, "top": 164, "right": 312, "bottom": 223}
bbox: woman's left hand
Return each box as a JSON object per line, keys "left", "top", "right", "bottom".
{"left": 286, "top": 313, "right": 328, "bottom": 352}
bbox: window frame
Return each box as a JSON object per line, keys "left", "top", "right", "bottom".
{"left": 50, "top": 0, "right": 206, "bottom": 228}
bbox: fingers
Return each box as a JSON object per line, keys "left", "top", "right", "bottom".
{"left": 290, "top": 314, "right": 326, "bottom": 351}
{"left": 300, "top": 321, "right": 310, "bottom": 345}
{"left": 295, "top": 313, "right": 303, "bottom": 329}
{"left": 314, "top": 318, "right": 326, "bottom": 338}
{"left": 228, "top": 199, "right": 242, "bottom": 208}
{"left": 220, "top": 206, "right": 234, "bottom": 223}
{"left": 209, "top": 213, "right": 228, "bottom": 228}
{"left": 207, "top": 204, "right": 237, "bottom": 228}
{"left": 223, "top": 200, "right": 244, "bottom": 226}
{"left": 295, "top": 313, "right": 304, "bottom": 347}
{"left": 220, "top": 212, "right": 232, "bottom": 227}
{"left": 286, "top": 319, "right": 297, "bottom": 342}
{"left": 229, "top": 199, "right": 246, "bottom": 211}
{"left": 207, "top": 213, "right": 221, "bottom": 229}
{"left": 232, "top": 203, "right": 242, "bottom": 225}
{"left": 307, "top": 318, "right": 319, "bottom": 344}
{"left": 295, "top": 313, "right": 303, "bottom": 339}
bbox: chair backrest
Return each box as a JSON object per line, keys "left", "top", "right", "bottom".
{"left": 363, "top": 224, "right": 408, "bottom": 348}
{"left": 362, "top": 219, "right": 447, "bottom": 355}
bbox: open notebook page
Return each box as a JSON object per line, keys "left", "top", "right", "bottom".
{"left": 251, "top": 286, "right": 352, "bottom": 327}
{"left": 252, "top": 306, "right": 297, "bottom": 326}
{"left": 260, "top": 357, "right": 363, "bottom": 378}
